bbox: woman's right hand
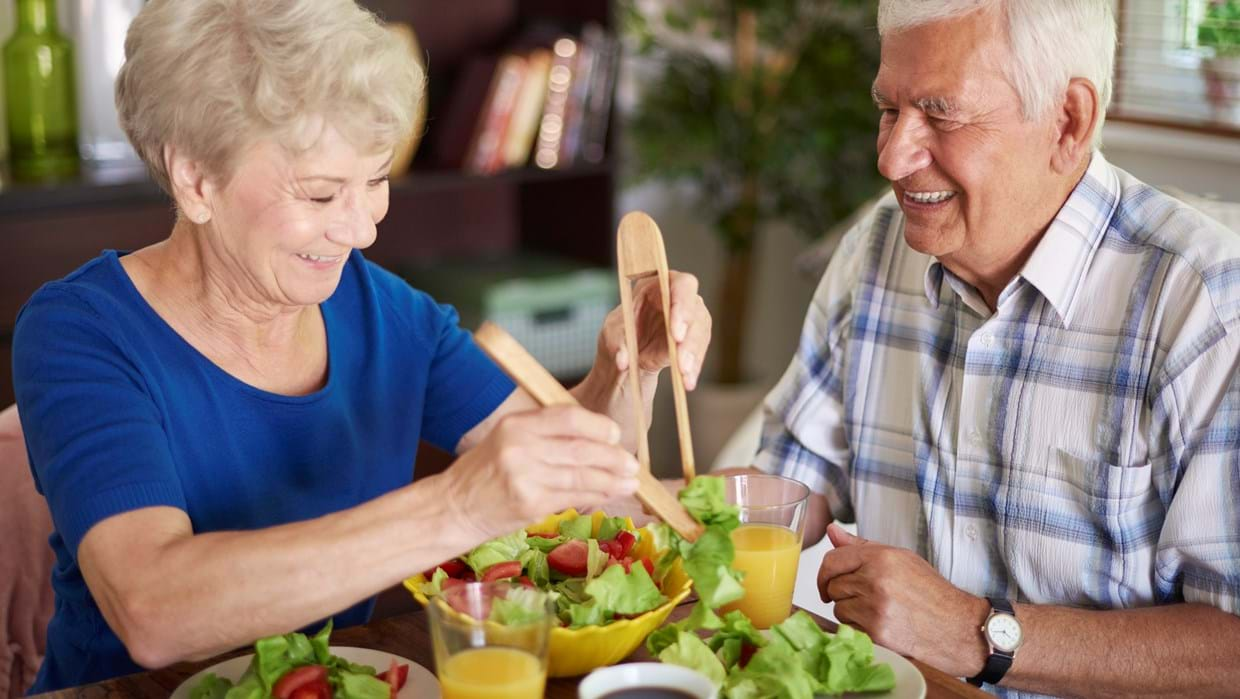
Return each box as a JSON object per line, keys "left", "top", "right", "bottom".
{"left": 442, "top": 405, "right": 641, "bottom": 542}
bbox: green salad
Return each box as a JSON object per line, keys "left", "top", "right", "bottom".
{"left": 189, "top": 622, "right": 408, "bottom": 699}
{"left": 418, "top": 506, "right": 672, "bottom": 627}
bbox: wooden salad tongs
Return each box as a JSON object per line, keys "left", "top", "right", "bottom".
{"left": 473, "top": 325, "right": 704, "bottom": 542}
{"left": 616, "top": 210, "right": 698, "bottom": 487}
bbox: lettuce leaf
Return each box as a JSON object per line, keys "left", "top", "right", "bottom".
{"left": 418, "top": 567, "right": 449, "bottom": 597}
{"left": 188, "top": 674, "right": 232, "bottom": 699}
{"left": 336, "top": 671, "right": 394, "bottom": 699}
{"left": 658, "top": 631, "right": 727, "bottom": 686}
{"left": 645, "top": 624, "right": 682, "bottom": 657}
{"left": 251, "top": 628, "right": 319, "bottom": 691}
{"left": 526, "top": 534, "right": 565, "bottom": 553}
{"left": 519, "top": 548, "right": 551, "bottom": 588}
{"left": 310, "top": 620, "right": 332, "bottom": 664}
{"left": 222, "top": 672, "right": 264, "bottom": 699}
{"left": 678, "top": 476, "right": 740, "bottom": 531}
{"left": 584, "top": 563, "right": 666, "bottom": 616}
{"left": 818, "top": 623, "right": 895, "bottom": 695}
{"left": 707, "top": 610, "right": 765, "bottom": 654}
{"left": 724, "top": 638, "right": 820, "bottom": 699}
{"left": 678, "top": 527, "right": 745, "bottom": 608}
{"left": 558, "top": 516, "right": 594, "bottom": 540}
{"left": 464, "top": 531, "right": 529, "bottom": 576}
{"left": 586, "top": 539, "right": 610, "bottom": 580}
{"left": 490, "top": 598, "right": 546, "bottom": 626}
{"left": 568, "top": 600, "right": 610, "bottom": 628}
{"left": 597, "top": 516, "right": 629, "bottom": 541}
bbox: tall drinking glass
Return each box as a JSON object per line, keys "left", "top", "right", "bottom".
{"left": 428, "top": 581, "right": 554, "bottom": 699}
{"left": 720, "top": 473, "right": 810, "bottom": 628}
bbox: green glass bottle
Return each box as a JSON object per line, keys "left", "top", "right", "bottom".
{"left": 3, "top": 0, "right": 79, "bottom": 182}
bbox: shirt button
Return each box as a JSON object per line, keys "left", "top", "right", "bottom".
{"left": 965, "top": 523, "right": 979, "bottom": 540}
{"left": 968, "top": 427, "right": 984, "bottom": 446}
{"left": 979, "top": 333, "right": 995, "bottom": 348}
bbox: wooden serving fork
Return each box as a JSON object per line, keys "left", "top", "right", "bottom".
{"left": 473, "top": 322, "right": 703, "bottom": 541}
{"left": 616, "top": 211, "right": 697, "bottom": 486}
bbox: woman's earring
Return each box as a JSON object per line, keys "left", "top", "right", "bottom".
{"left": 196, "top": 212, "right": 210, "bottom": 224}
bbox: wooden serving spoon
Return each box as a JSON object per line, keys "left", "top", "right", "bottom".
{"left": 473, "top": 321, "right": 703, "bottom": 541}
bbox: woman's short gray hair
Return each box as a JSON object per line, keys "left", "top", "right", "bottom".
{"left": 877, "top": 0, "right": 1115, "bottom": 145}
{"left": 117, "top": 0, "right": 424, "bottom": 195}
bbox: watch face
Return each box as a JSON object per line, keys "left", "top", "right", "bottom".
{"left": 987, "top": 613, "right": 1023, "bottom": 653}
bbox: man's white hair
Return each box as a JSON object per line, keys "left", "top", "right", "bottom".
{"left": 877, "top": 0, "right": 1115, "bottom": 146}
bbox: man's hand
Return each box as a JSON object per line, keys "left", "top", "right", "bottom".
{"left": 817, "top": 523, "right": 990, "bottom": 678}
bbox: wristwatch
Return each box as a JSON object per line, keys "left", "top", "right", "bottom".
{"left": 967, "top": 598, "right": 1022, "bottom": 687}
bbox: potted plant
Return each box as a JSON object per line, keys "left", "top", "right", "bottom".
{"left": 1199, "top": 0, "right": 1240, "bottom": 124}
{"left": 622, "top": 1, "right": 884, "bottom": 461}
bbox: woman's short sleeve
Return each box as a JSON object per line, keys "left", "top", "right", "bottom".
{"left": 13, "top": 287, "right": 186, "bottom": 556}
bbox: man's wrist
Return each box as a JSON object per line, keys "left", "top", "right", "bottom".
{"left": 960, "top": 594, "right": 993, "bottom": 678}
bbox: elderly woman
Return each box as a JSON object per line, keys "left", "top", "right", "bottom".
{"left": 12, "top": 0, "right": 711, "bottom": 692}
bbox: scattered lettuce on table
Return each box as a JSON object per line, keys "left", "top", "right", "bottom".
{"left": 648, "top": 476, "right": 897, "bottom": 699}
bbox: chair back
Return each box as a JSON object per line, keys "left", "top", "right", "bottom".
{"left": 0, "top": 404, "right": 54, "bottom": 698}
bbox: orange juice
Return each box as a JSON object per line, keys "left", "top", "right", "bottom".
{"left": 722, "top": 523, "right": 802, "bottom": 628}
{"left": 438, "top": 646, "right": 545, "bottom": 699}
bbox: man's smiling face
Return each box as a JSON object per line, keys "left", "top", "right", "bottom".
{"left": 873, "top": 5, "right": 1060, "bottom": 272}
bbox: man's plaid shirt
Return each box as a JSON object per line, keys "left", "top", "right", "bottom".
{"left": 756, "top": 154, "right": 1240, "bottom": 670}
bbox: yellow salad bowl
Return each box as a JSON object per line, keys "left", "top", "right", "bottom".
{"left": 403, "top": 510, "right": 692, "bottom": 677}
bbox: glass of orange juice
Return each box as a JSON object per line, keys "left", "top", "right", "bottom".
{"left": 720, "top": 473, "right": 810, "bottom": 629}
{"left": 429, "top": 581, "right": 554, "bottom": 699}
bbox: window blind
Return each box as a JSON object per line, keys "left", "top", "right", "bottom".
{"left": 1112, "top": 0, "right": 1240, "bottom": 133}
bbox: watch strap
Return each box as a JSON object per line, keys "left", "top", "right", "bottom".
{"left": 968, "top": 648, "right": 1013, "bottom": 687}
{"left": 967, "top": 598, "right": 1017, "bottom": 687}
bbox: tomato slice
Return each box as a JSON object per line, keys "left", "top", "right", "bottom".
{"left": 547, "top": 539, "right": 589, "bottom": 576}
{"left": 481, "top": 560, "right": 522, "bottom": 582}
{"left": 441, "top": 577, "right": 467, "bottom": 591}
{"left": 272, "top": 665, "right": 328, "bottom": 699}
{"left": 288, "top": 677, "right": 331, "bottom": 699}
{"left": 517, "top": 575, "right": 535, "bottom": 588}
{"left": 640, "top": 557, "right": 655, "bottom": 576}
{"left": 422, "top": 559, "right": 468, "bottom": 579}
{"left": 377, "top": 658, "right": 410, "bottom": 697}
{"left": 614, "top": 530, "right": 637, "bottom": 558}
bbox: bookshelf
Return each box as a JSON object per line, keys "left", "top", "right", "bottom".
{"left": 0, "top": 0, "right": 619, "bottom": 407}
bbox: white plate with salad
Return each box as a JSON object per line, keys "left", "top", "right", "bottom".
{"left": 842, "top": 645, "right": 925, "bottom": 699}
{"left": 171, "top": 622, "right": 438, "bottom": 699}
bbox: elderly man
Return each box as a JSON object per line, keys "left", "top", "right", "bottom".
{"left": 744, "top": 0, "right": 1240, "bottom": 696}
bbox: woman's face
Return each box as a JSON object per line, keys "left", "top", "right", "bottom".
{"left": 205, "top": 122, "right": 391, "bottom": 309}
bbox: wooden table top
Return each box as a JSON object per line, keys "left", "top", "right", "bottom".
{"left": 32, "top": 605, "right": 987, "bottom": 698}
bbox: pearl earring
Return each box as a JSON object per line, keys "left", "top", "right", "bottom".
{"left": 196, "top": 212, "right": 209, "bottom": 223}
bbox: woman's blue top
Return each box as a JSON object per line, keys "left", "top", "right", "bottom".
{"left": 13, "top": 250, "right": 514, "bottom": 692}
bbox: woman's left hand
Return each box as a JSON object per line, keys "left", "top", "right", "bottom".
{"left": 598, "top": 271, "right": 711, "bottom": 391}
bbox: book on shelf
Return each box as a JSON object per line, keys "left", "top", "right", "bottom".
{"left": 433, "top": 26, "right": 617, "bottom": 175}
{"left": 558, "top": 34, "right": 596, "bottom": 167}
{"left": 533, "top": 36, "right": 577, "bottom": 170}
{"left": 580, "top": 26, "right": 619, "bottom": 164}
{"left": 465, "top": 54, "right": 527, "bottom": 175}
{"left": 502, "top": 49, "right": 552, "bottom": 169}
{"left": 431, "top": 55, "right": 499, "bottom": 170}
